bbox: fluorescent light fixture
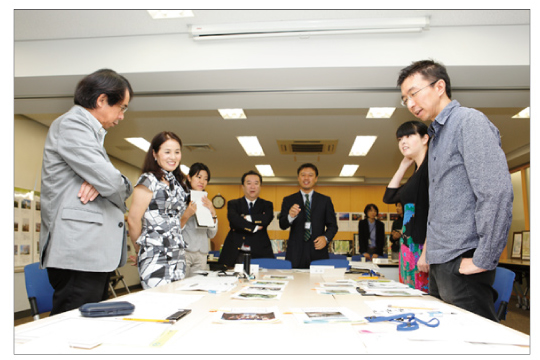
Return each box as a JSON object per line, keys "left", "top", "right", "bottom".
{"left": 190, "top": 17, "right": 429, "bottom": 41}
{"left": 349, "top": 136, "right": 377, "bottom": 156}
{"left": 219, "top": 109, "right": 246, "bottom": 119}
{"left": 512, "top": 107, "right": 530, "bottom": 118}
{"left": 237, "top": 136, "right": 265, "bottom": 156}
{"left": 125, "top": 137, "right": 150, "bottom": 151}
{"left": 340, "top": 164, "right": 359, "bottom": 177}
{"left": 180, "top": 164, "right": 190, "bottom": 175}
{"left": 256, "top": 165, "right": 275, "bottom": 177}
{"left": 367, "top": 107, "right": 395, "bottom": 118}
{"left": 147, "top": 10, "right": 194, "bottom": 19}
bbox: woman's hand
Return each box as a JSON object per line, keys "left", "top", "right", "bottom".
{"left": 201, "top": 196, "right": 217, "bottom": 218}
{"left": 128, "top": 255, "right": 138, "bottom": 266}
{"left": 399, "top": 156, "right": 415, "bottom": 170}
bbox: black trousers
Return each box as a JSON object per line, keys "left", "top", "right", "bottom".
{"left": 429, "top": 252, "right": 499, "bottom": 322}
{"left": 47, "top": 268, "right": 110, "bottom": 316}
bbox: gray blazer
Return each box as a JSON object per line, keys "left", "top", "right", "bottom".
{"left": 39, "top": 105, "right": 133, "bottom": 272}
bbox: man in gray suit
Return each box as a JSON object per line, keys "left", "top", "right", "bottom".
{"left": 40, "top": 69, "right": 134, "bottom": 315}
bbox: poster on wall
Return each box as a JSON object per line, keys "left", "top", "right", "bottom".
{"left": 14, "top": 188, "right": 40, "bottom": 268}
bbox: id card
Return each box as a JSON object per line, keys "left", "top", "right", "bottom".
{"left": 304, "top": 222, "right": 311, "bottom": 230}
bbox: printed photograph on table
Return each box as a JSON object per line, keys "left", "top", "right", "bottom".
{"left": 214, "top": 307, "right": 281, "bottom": 323}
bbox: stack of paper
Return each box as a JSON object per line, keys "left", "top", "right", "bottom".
{"left": 316, "top": 279, "right": 358, "bottom": 295}
{"left": 190, "top": 190, "right": 215, "bottom": 227}
{"left": 357, "top": 279, "right": 426, "bottom": 296}
{"left": 176, "top": 273, "right": 238, "bottom": 293}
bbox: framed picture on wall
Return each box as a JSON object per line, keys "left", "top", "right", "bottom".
{"left": 511, "top": 232, "right": 522, "bottom": 259}
{"left": 521, "top": 230, "right": 530, "bottom": 260}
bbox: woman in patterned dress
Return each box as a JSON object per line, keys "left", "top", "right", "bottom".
{"left": 383, "top": 121, "right": 430, "bottom": 292}
{"left": 127, "top": 131, "right": 188, "bottom": 289}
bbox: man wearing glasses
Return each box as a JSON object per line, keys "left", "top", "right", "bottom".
{"left": 397, "top": 60, "right": 513, "bottom": 322}
{"left": 40, "top": 69, "right": 134, "bottom": 315}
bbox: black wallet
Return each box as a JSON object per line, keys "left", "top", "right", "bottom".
{"left": 79, "top": 301, "right": 135, "bottom": 317}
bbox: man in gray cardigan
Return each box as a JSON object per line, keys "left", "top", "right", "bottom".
{"left": 40, "top": 69, "right": 133, "bottom": 315}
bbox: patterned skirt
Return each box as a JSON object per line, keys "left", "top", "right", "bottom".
{"left": 138, "top": 244, "right": 186, "bottom": 289}
{"left": 399, "top": 203, "right": 429, "bottom": 292}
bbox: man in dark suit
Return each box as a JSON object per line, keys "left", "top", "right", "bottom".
{"left": 279, "top": 163, "right": 338, "bottom": 268}
{"left": 219, "top": 171, "right": 275, "bottom": 267}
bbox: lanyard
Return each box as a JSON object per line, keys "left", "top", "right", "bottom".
{"left": 365, "top": 313, "right": 440, "bottom": 331}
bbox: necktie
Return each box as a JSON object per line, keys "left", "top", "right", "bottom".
{"left": 304, "top": 194, "right": 311, "bottom": 241}
{"left": 249, "top": 201, "right": 253, "bottom": 215}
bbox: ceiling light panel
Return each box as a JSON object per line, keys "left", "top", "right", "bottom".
{"left": 339, "top": 165, "right": 359, "bottom": 177}
{"left": 237, "top": 136, "right": 265, "bottom": 156}
{"left": 219, "top": 109, "right": 246, "bottom": 119}
{"left": 367, "top": 107, "right": 395, "bottom": 118}
{"left": 180, "top": 164, "right": 190, "bottom": 175}
{"left": 512, "top": 107, "right": 530, "bottom": 118}
{"left": 125, "top": 137, "right": 150, "bottom": 151}
{"left": 256, "top": 165, "right": 275, "bottom": 177}
{"left": 349, "top": 136, "right": 377, "bottom": 156}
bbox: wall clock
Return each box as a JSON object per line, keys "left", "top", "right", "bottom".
{"left": 212, "top": 194, "right": 226, "bottom": 209}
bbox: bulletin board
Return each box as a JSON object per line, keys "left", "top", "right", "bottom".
{"left": 14, "top": 188, "right": 40, "bottom": 269}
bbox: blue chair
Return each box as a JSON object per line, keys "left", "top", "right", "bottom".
{"left": 310, "top": 259, "right": 350, "bottom": 269}
{"left": 208, "top": 250, "right": 220, "bottom": 257}
{"left": 251, "top": 258, "right": 292, "bottom": 269}
{"left": 24, "top": 262, "right": 54, "bottom": 320}
{"left": 351, "top": 255, "right": 363, "bottom": 261}
{"left": 493, "top": 267, "right": 516, "bottom": 321}
{"left": 329, "top": 253, "right": 347, "bottom": 259}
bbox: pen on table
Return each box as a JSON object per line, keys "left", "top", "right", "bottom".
{"left": 122, "top": 317, "right": 175, "bottom": 324}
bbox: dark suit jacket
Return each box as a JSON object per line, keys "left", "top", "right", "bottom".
{"left": 218, "top": 197, "right": 275, "bottom": 267}
{"left": 279, "top": 191, "right": 338, "bottom": 268}
{"left": 358, "top": 219, "right": 386, "bottom": 256}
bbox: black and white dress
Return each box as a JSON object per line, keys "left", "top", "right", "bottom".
{"left": 135, "top": 170, "right": 188, "bottom": 289}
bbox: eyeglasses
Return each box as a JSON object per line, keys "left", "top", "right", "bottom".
{"left": 401, "top": 80, "right": 438, "bottom": 107}
{"left": 119, "top": 105, "right": 128, "bottom": 113}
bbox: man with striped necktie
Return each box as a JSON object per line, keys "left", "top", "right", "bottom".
{"left": 279, "top": 163, "right": 338, "bottom": 268}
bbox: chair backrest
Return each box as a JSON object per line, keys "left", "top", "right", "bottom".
{"left": 208, "top": 250, "right": 220, "bottom": 257}
{"left": 24, "top": 262, "right": 54, "bottom": 318}
{"left": 328, "top": 253, "right": 347, "bottom": 260}
{"left": 351, "top": 255, "right": 363, "bottom": 261}
{"left": 493, "top": 267, "right": 516, "bottom": 321}
{"left": 310, "top": 259, "right": 350, "bottom": 268}
{"left": 250, "top": 258, "right": 292, "bottom": 269}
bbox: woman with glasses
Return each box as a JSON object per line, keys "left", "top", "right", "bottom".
{"left": 383, "top": 121, "right": 430, "bottom": 292}
{"left": 127, "top": 131, "right": 188, "bottom": 289}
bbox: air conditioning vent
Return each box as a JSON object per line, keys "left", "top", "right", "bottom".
{"left": 184, "top": 144, "right": 215, "bottom": 152}
{"left": 277, "top": 140, "right": 337, "bottom": 155}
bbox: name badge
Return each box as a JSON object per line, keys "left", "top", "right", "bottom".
{"left": 304, "top": 222, "right": 311, "bottom": 230}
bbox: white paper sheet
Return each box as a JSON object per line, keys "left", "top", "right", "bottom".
{"left": 190, "top": 190, "right": 215, "bottom": 227}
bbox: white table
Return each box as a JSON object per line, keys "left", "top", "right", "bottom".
{"left": 15, "top": 269, "right": 529, "bottom": 354}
